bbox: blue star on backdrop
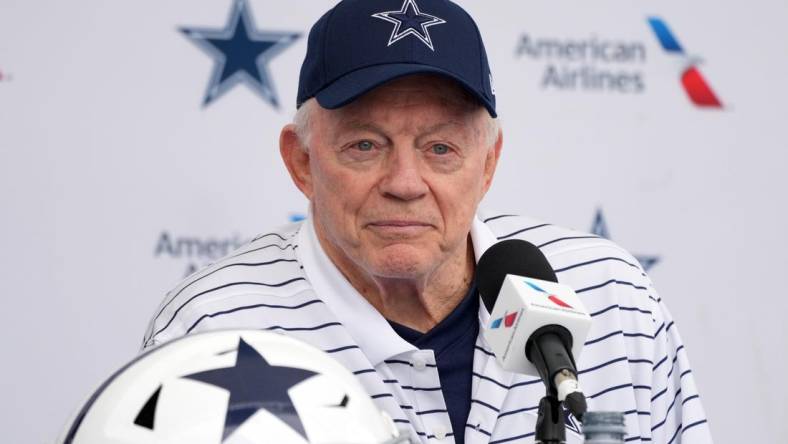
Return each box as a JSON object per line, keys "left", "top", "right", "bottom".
{"left": 372, "top": 0, "right": 446, "bottom": 51}
{"left": 591, "top": 208, "right": 660, "bottom": 272}
{"left": 180, "top": 0, "right": 300, "bottom": 108}
{"left": 183, "top": 337, "right": 317, "bottom": 441}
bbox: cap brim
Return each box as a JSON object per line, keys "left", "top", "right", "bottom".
{"left": 314, "top": 63, "right": 497, "bottom": 117}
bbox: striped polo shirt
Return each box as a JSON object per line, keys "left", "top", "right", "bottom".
{"left": 142, "top": 211, "right": 712, "bottom": 444}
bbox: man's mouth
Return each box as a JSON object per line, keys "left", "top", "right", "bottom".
{"left": 366, "top": 220, "right": 432, "bottom": 236}
{"left": 368, "top": 220, "right": 431, "bottom": 227}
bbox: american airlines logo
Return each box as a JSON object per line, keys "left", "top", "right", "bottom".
{"left": 647, "top": 17, "right": 722, "bottom": 108}
{"left": 154, "top": 231, "right": 248, "bottom": 277}
{"left": 514, "top": 16, "right": 723, "bottom": 108}
{"left": 153, "top": 215, "right": 304, "bottom": 278}
{"left": 515, "top": 31, "right": 647, "bottom": 94}
{"left": 490, "top": 311, "right": 518, "bottom": 329}
{"left": 524, "top": 280, "right": 573, "bottom": 309}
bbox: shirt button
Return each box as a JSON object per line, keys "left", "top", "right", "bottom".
{"left": 433, "top": 426, "right": 448, "bottom": 440}
{"left": 412, "top": 357, "right": 427, "bottom": 370}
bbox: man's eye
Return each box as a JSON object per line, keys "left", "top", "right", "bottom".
{"left": 431, "top": 143, "right": 450, "bottom": 155}
{"left": 357, "top": 141, "right": 374, "bottom": 151}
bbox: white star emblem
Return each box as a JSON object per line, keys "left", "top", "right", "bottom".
{"left": 372, "top": 0, "right": 447, "bottom": 51}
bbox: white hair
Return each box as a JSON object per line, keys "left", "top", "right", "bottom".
{"left": 293, "top": 99, "right": 315, "bottom": 148}
{"left": 293, "top": 97, "right": 500, "bottom": 150}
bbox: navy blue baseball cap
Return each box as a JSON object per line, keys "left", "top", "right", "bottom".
{"left": 297, "top": 0, "right": 497, "bottom": 117}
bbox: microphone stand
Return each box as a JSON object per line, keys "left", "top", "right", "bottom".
{"left": 528, "top": 327, "right": 587, "bottom": 443}
{"left": 535, "top": 393, "right": 566, "bottom": 444}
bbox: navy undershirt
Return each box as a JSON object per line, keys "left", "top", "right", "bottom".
{"left": 388, "top": 282, "right": 479, "bottom": 444}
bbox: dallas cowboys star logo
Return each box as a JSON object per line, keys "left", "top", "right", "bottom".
{"left": 591, "top": 208, "right": 661, "bottom": 272}
{"left": 182, "top": 337, "right": 317, "bottom": 441}
{"left": 180, "top": 0, "right": 300, "bottom": 108}
{"left": 372, "top": 0, "right": 446, "bottom": 51}
{"left": 563, "top": 405, "right": 581, "bottom": 435}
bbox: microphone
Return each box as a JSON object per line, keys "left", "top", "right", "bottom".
{"left": 477, "top": 239, "right": 592, "bottom": 420}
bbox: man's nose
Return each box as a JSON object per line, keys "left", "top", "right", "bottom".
{"left": 378, "top": 146, "right": 429, "bottom": 201}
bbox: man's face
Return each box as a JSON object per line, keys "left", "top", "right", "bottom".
{"left": 289, "top": 75, "right": 500, "bottom": 280}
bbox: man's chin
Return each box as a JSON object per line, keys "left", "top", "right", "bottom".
{"left": 366, "top": 245, "right": 434, "bottom": 279}
{"left": 365, "top": 223, "right": 433, "bottom": 239}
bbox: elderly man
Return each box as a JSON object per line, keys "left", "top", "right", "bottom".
{"left": 143, "top": 1, "right": 712, "bottom": 443}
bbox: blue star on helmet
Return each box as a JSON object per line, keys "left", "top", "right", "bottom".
{"left": 179, "top": 0, "right": 300, "bottom": 108}
{"left": 182, "top": 337, "right": 317, "bottom": 441}
{"left": 372, "top": 0, "right": 447, "bottom": 51}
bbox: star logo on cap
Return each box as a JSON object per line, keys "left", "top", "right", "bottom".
{"left": 372, "top": 0, "right": 446, "bottom": 51}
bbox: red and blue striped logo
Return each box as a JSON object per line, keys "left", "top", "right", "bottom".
{"left": 648, "top": 17, "right": 722, "bottom": 108}
{"left": 490, "top": 311, "right": 518, "bottom": 329}
{"left": 524, "top": 280, "right": 574, "bottom": 309}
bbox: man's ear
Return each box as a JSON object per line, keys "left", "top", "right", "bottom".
{"left": 481, "top": 126, "right": 503, "bottom": 195}
{"left": 279, "top": 124, "right": 314, "bottom": 199}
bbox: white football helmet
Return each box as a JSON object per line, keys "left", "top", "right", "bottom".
{"left": 60, "top": 330, "right": 410, "bottom": 444}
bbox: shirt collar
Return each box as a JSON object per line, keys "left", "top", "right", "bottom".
{"left": 470, "top": 214, "right": 498, "bottom": 325}
{"left": 295, "top": 212, "right": 500, "bottom": 365}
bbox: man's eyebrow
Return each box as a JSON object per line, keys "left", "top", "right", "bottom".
{"left": 329, "top": 118, "right": 469, "bottom": 143}
{"left": 419, "top": 121, "right": 467, "bottom": 134}
{"left": 331, "top": 119, "right": 390, "bottom": 139}
{"left": 338, "top": 120, "right": 386, "bottom": 133}
{"left": 414, "top": 120, "right": 474, "bottom": 145}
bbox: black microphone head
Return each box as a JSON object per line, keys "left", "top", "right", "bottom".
{"left": 476, "top": 239, "right": 558, "bottom": 312}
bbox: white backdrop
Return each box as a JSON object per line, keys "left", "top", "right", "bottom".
{"left": 1, "top": 0, "right": 787, "bottom": 442}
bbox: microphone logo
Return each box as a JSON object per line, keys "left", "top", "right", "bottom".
{"left": 524, "top": 280, "right": 574, "bottom": 309}
{"left": 490, "top": 311, "right": 518, "bottom": 329}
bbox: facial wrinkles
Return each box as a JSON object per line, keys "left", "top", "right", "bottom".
{"left": 358, "top": 113, "right": 464, "bottom": 220}
{"left": 309, "top": 78, "right": 492, "bottom": 274}
{"left": 359, "top": 142, "right": 440, "bottom": 245}
{"left": 324, "top": 94, "right": 485, "bottom": 239}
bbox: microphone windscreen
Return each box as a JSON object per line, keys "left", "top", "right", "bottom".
{"left": 476, "top": 239, "right": 558, "bottom": 312}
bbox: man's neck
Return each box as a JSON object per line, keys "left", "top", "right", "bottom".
{"left": 316, "top": 231, "right": 476, "bottom": 334}
{"left": 364, "top": 243, "right": 475, "bottom": 333}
